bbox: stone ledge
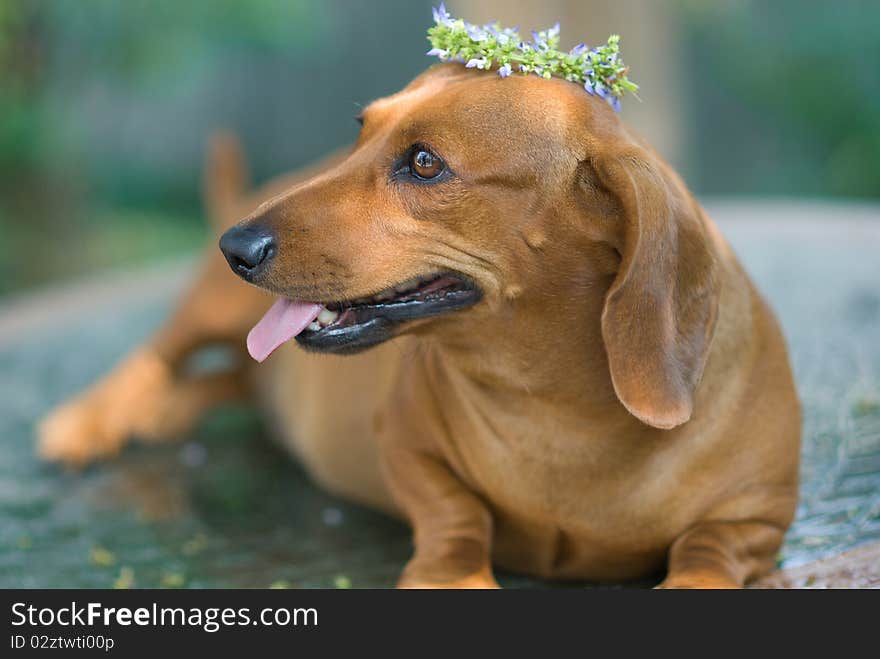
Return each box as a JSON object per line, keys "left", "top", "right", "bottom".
{"left": 754, "top": 542, "right": 880, "bottom": 589}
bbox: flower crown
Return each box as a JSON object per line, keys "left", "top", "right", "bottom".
{"left": 427, "top": 4, "right": 638, "bottom": 112}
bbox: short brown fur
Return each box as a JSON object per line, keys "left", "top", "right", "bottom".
{"left": 39, "top": 65, "right": 801, "bottom": 588}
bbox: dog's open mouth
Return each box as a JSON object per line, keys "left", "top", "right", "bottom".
{"left": 247, "top": 272, "right": 480, "bottom": 360}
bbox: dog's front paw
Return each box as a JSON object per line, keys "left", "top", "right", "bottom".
{"left": 655, "top": 572, "right": 740, "bottom": 589}
{"left": 397, "top": 565, "right": 500, "bottom": 590}
{"left": 37, "top": 397, "right": 125, "bottom": 468}
{"left": 37, "top": 349, "right": 172, "bottom": 467}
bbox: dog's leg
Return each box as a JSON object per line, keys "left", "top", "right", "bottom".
{"left": 38, "top": 363, "right": 250, "bottom": 466}
{"left": 658, "top": 520, "right": 786, "bottom": 589}
{"left": 383, "top": 449, "right": 499, "bottom": 589}
{"left": 139, "top": 369, "right": 249, "bottom": 440}
{"left": 37, "top": 248, "right": 268, "bottom": 467}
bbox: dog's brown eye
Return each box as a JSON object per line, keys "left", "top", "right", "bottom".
{"left": 410, "top": 148, "right": 444, "bottom": 180}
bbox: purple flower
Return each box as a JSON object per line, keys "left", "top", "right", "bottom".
{"left": 432, "top": 3, "right": 453, "bottom": 26}
{"left": 498, "top": 63, "right": 512, "bottom": 78}
{"left": 583, "top": 79, "right": 595, "bottom": 95}
{"left": 494, "top": 26, "right": 519, "bottom": 45}
{"left": 548, "top": 22, "right": 560, "bottom": 40}
{"left": 609, "top": 95, "right": 622, "bottom": 112}
{"left": 594, "top": 83, "right": 607, "bottom": 99}
{"left": 465, "top": 57, "right": 488, "bottom": 70}
{"left": 528, "top": 30, "right": 550, "bottom": 50}
{"left": 426, "top": 47, "right": 449, "bottom": 60}
{"left": 466, "top": 24, "right": 488, "bottom": 42}
{"left": 569, "top": 43, "right": 589, "bottom": 57}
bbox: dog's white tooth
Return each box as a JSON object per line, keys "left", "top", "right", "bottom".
{"left": 317, "top": 309, "right": 339, "bottom": 325}
{"left": 308, "top": 321, "right": 321, "bottom": 332}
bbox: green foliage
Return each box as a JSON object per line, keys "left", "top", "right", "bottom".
{"left": 680, "top": 0, "right": 880, "bottom": 198}
{"left": 46, "top": 0, "right": 323, "bottom": 82}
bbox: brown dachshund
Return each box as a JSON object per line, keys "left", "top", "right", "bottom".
{"left": 38, "top": 64, "right": 801, "bottom": 588}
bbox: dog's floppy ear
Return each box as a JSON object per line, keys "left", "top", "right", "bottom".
{"left": 592, "top": 148, "right": 719, "bottom": 429}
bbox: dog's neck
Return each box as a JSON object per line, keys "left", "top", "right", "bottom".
{"left": 424, "top": 273, "right": 625, "bottom": 419}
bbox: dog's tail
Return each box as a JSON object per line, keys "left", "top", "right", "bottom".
{"left": 202, "top": 131, "right": 249, "bottom": 234}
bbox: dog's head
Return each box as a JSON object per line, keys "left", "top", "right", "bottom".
{"left": 220, "top": 64, "right": 719, "bottom": 429}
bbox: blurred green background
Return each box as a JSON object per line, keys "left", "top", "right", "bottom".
{"left": 1, "top": 0, "right": 878, "bottom": 296}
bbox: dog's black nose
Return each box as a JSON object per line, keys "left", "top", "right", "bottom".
{"left": 219, "top": 225, "right": 276, "bottom": 280}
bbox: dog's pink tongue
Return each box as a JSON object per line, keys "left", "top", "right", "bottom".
{"left": 247, "top": 298, "right": 322, "bottom": 362}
